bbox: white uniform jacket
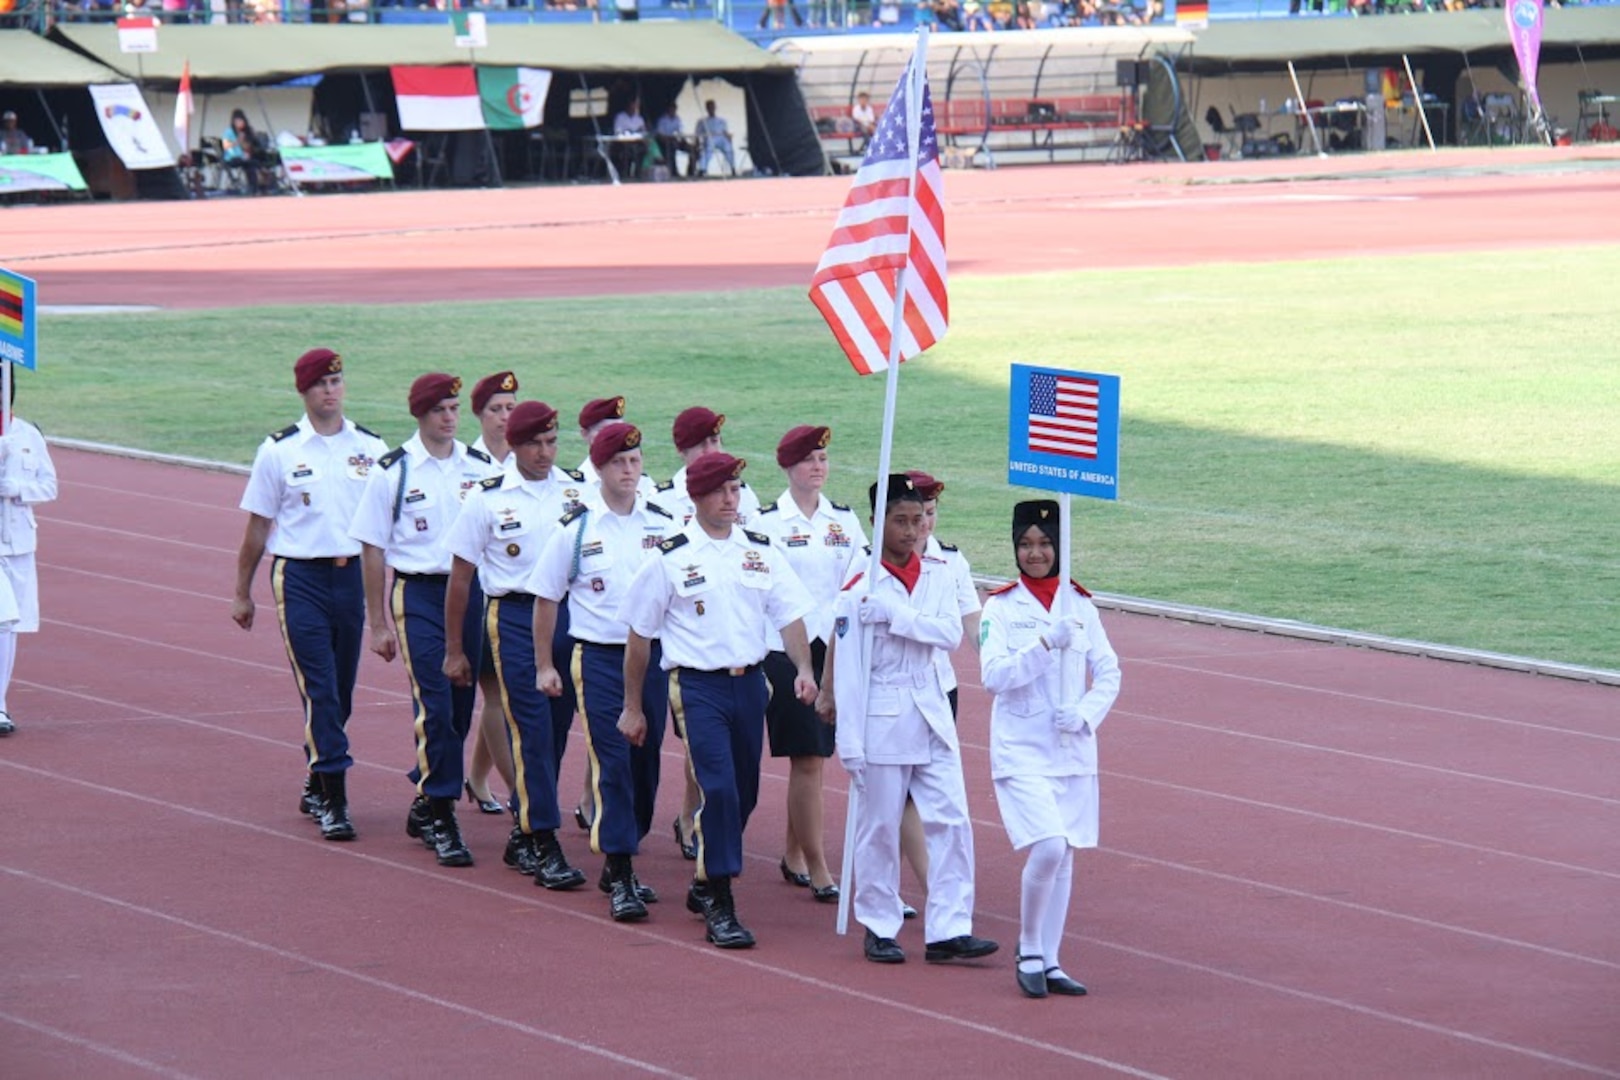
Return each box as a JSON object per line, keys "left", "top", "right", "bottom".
{"left": 926, "top": 534, "right": 980, "bottom": 694}
{"left": 442, "top": 463, "right": 586, "bottom": 596}
{"left": 832, "top": 554, "right": 961, "bottom": 767}
{"left": 753, "top": 490, "right": 866, "bottom": 649}
{"left": 619, "top": 523, "right": 813, "bottom": 672}
{"left": 0, "top": 419, "right": 57, "bottom": 557}
{"left": 527, "top": 495, "right": 677, "bottom": 644}
{"left": 979, "top": 580, "right": 1121, "bottom": 781}
{"left": 239, "top": 415, "right": 387, "bottom": 559}
{"left": 347, "top": 434, "right": 500, "bottom": 575}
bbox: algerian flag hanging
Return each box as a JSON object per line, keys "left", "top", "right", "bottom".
{"left": 478, "top": 67, "right": 551, "bottom": 130}
{"left": 391, "top": 66, "right": 484, "bottom": 132}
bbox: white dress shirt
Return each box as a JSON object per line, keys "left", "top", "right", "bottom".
{"left": 753, "top": 488, "right": 866, "bottom": 647}
{"left": 347, "top": 434, "right": 499, "bottom": 575}
{"left": 442, "top": 462, "right": 586, "bottom": 596}
{"left": 240, "top": 415, "right": 387, "bottom": 559}
{"left": 527, "top": 494, "right": 677, "bottom": 644}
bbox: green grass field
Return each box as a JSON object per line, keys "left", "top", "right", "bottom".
{"left": 32, "top": 245, "right": 1620, "bottom": 670}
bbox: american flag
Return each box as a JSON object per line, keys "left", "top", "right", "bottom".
{"left": 1028, "top": 373, "right": 1099, "bottom": 459}
{"left": 809, "top": 51, "right": 948, "bottom": 377}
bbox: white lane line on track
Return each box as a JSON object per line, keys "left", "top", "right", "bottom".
{"left": 5, "top": 760, "right": 1612, "bottom": 1078}
{"left": 33, "top": 514, "right": 238, "bottom": 555}
{"left": 59, "top": 478, "right": 246, "bottom": 512}
{"left": 1107, "top": 770, "right": 1620, "bottom": 884}
{"left": 0, "top": 867, "right": 690, "bottom": 1079}
{"left": 0, "top": 1010, "right": 206, "bottom": 1080}
{"left": 48, "top": 564, "right": 240, "bottom": 603}
{"left": 1119, "top": 709, "right": 1620, "bottom": 806}
{"left": 0, "top": 769, "right": 1171, "bottom": 1080}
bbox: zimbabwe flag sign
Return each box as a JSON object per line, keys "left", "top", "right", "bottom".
{"left": 0, "top": 268, "right": 37, "bottom": 371}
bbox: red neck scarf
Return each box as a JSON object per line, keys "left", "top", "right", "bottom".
{"left": 883, "top": 551, "right": 921, "bottom": 594}
{"left": 1021, "top": 573, "right": 1061, "bottom": 611}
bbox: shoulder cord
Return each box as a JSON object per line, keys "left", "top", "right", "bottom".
{"left": 568, "top": 507, "right": 589, "bottom": 584}
{"left": 391, "top": 457, "right": 408, "bottom": 525}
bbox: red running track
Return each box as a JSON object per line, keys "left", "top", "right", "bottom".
{"left": 1, "top": 447, "right": 1615, "bottom": 1078}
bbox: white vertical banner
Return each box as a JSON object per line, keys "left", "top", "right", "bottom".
{"left": 89, "top": 84, "right": 178, "bottom": 170}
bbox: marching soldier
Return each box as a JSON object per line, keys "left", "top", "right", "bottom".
{"left": 531, "top": 421, "right": 675, "bottom": 921}
{"left": 348, "top": 373, "right": 500, "bottom": 867}
{"left": 232, "top": 348, "right": 385, "bottom": 840}
{"left": 443, "top": 399, "right": 588, "bottom": 890}
{"left": 617, "top": 452, "right": 817, "bottom": 949}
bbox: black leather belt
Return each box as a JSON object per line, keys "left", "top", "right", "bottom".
{"left": 395, "top": 572, "right": 449, "bottom": 582}
{"left": 680, "top": 663, "right": 761, "bottom": 677}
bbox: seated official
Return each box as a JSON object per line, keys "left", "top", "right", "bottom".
{"left": 611, "top": 98, "right": 648, "bottom": 180}
{"left": 0, "top": 110, "right": 34, "bottom": 155}
{"left": 653, "top": 103, "right": 690, "bottom": 179}
{"left": 692, "top": 100, "right": 736, "bottom": 178}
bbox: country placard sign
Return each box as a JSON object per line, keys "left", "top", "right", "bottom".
{"left": 116, "top": 15, "right": 158, "bottom": 53}
{"left": 1007, "top": 363, "right": 1120, "bottom": 500}
{"left": 0, "top": 268, "right": 38, "bottom": 371}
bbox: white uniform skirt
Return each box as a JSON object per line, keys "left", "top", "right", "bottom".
{"left": 0, "top": 553, "right": 35, "bottom": 632}
{"left": 994, "top": 773, "right": 1099, "bottom": 851}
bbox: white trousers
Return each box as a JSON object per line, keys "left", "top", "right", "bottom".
{"left": 854, "top": 732, "right": 976, "bottom": 942}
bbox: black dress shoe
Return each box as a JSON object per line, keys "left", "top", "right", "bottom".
{"left": 779, "top": 858, "right": 812, "bottom": 888}
{"left": 533, "top": 837, "right": 587, "bottom": 890}
{"left": 1016, "top": 956, "right": 1048, "bottom": 999}
{"left": 609, "top": 877, "right": 650, "bottom": 922}
{"left": 925, "top": 934, "right": 1000, "bottom": 963}
{"left": 863, "top": 928, "right": 905, "bottom": 964}
{"left": 574, "top": 804, "right": 592, "bottom": 831}
{"left": 1044, "top": 968, "right": 1088, "bottom": 996}
{"left": 317, "top": 773, "right": 356, "bottom": 842}
{"left": 299, "top": 774, "right": 323, "bottom": 818}
{"left": 0, "top": 711, "right": 14, "bottom": 737}
{"left": 430, "top": 802, "right": 474, "bottom": 868}
{"left": 465, "top": 781, "right": 505, "bottom": 815}
{"left": 673, "top": 817, "right": 698, "bottom": 861}
{"left": 598, "top": 865, "right": 658, "bottom": 903}
{"left": 406, "top": 796, "right": 436, "bottom": 847}
{"left": 503, "top": 829, "right": 539, "bottom": 876}
{"left": 810, "top": 882, "right": 840, "bottom": 903}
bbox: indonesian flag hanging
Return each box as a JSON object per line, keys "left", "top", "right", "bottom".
{"left": 173, "top": 58, "right": 194, "bottom": 152}
{"left": 391, "top": 66, "right": 485, "bottom": 132}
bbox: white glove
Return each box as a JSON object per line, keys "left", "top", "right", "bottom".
{"left": 1043, "top": 616, "right": 1083, "bottom": 651}
{"left": 0, "top": 477, "right": 16, "bottom": 499}
{"left": 841, "top": 755, "right": 866, "bottom": 789}
{"left": 857, "top": 594, "right": 893, "bottom": 626}
{"left": 1055, "top": 705, "right": 1087, "bottom": 735}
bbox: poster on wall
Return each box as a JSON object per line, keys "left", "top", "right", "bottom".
{"left": 89, "top": 83, "right": 176, "bottom": 170}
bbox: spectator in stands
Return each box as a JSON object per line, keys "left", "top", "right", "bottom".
{"left": 962, "top": 0, "right": 996, "bottom": 28}
{"left": 654, "top": 103, "right": 689, "bottom": 179}
{"left": 612, "top": 97, "right": 648, "bottom": 181}
{"left": 1014, "top": 1, "right": 1038, "bottom": 27}
{"left": 0, "top": 111, "right": 34, "bottom": 156}
{"left": 925, "top": 0, "right": 966, "bottom": 31}
{"left": 851, "top": 92, "right": 876, "bottom": 138}
{"left": 222, "top": 109, "right": 269, "bottom": 194}
{"left": 693, "top": 99, "right": 736, "bottom": 178}
{"left": 758, "top": 0, "right": 805, "bottom": 29}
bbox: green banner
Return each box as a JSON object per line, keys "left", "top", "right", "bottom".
{"left": 0, "top": 152, "right": 89, "bottom": 195}
{"left": 279, "top": 142, "right": 394, "bottom": 184}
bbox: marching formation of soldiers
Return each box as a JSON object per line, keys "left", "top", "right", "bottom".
{"left": 234, "top": 348, "right": 1120, "bottom": 993}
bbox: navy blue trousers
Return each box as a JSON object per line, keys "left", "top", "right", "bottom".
{"left": 549, "top": 597, "right": 577, "bottom": 774}
{"left": 570, "top": 640, "right": 668, "bottom": 856}
{"left": 393, "top": 573, "right": 483, "bottom": 800}
{"left": 487, "top": 594, "right": 561, "bottom": 834}
{"left": 669, "top": 666, "right": 768, "bottom": 881}
{"left": 271, "top": 556, "right": 364, "bottom": 774}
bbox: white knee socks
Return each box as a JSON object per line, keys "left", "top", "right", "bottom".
{"left": 1019, "top": 836, "right": 1068, "bottom": 969}
{"left": 0, "top": 631, "right": 15, "bottom": 714}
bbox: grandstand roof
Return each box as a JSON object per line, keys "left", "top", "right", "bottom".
{"left": 50, "top": 21, "right": 791, "bottom": 85}
{"left": 0, "top": 29, "right": 124, "bottom": 87}
{"left": 1187, "top": 7, "right": 1620, "bottom": 70}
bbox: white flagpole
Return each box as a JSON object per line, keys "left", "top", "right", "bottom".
{"left": 1057, "top": 491, "right": 1072, "bottom": 700}
{"left": 836, "top": 25, "right": 931, "bottom": 938}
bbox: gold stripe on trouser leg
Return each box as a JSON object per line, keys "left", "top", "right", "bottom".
{"left": 392, "top": 576, "right": 432, "bottom": 795}
{"left": 668, "top": 670, "right": 707, "bottom": 882}
{"left": 569, "top": 643, "right": 606, "bottom": 854}
{"left": 270, "top": 557, "right": 319, "bottom": 768}
{"left": 488, "top": 597, "right": 530, "bottom": 834}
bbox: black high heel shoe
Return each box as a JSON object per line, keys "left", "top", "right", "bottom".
{"left": 673, "top": 817, "right": 698, "bottom": 861}
{"left": 465, "top": 781, "right": 505, "bottom": 815}
{"left": 779, "top": 858, "right": 812, "bottom": 888}
{"left": 810, "top": 882, "right": 840, "bottom": 903}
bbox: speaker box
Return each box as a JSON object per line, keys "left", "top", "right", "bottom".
{"left": 1116, "top": 60, "right": 1149, "bottom": 89}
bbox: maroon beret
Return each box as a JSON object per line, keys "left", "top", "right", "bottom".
{"left": 776, "top": 424, "right": 832, "bottom": 469}
{"left": 672, "top": 406, "right": 725, "bottom": 452}
{"left": 579, "top": 395, "right": 626, "bottom": 430}
{"left": 294, "top": 348, "right": 343, "bottom": 394}
{"left": 686, "top": 452, "right": 746, "bottom": 499}
{"left": 408, "top": 373, "right": 461, "bottom": 418}
{"left": 505, "top": 400, "right": 559, "bottom": 446}
{"left": 471, "top": 371, "right": 518, "bottom": 414}
{"left": 905, "top": 469, "right": 945, "bottom": 499}
{"left": 589, "top": 422, "right": 642, "bottom": 469}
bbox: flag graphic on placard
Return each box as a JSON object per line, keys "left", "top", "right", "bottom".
{"left": 1027, "top": 372, "right": 1099, "bottom": 459}
{"left": 0, "top": 276, "right": 24, "bottom": 340}
{"left": 809, "top": 49, "right": 948, "bottom": 377}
